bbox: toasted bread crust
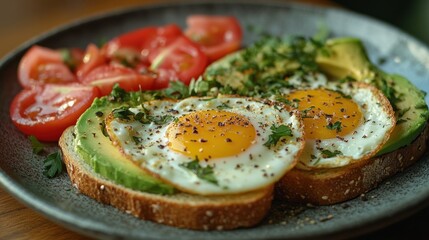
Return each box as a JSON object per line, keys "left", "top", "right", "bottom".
{"left": 59, "top": 127, "right": 273, "bottom": 230}
{"left": 276, "top": 123, "right": 429, "bottom": 205}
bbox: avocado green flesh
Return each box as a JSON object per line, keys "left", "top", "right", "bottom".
{"left": 75, "top": 98, "right": 175, "bottom": 195}
{"left": 375, "top": 74, "right": 428, "bottom": 155}
{"left": 315, "top": 38, "right": 375, "bottom": 81}
{"left": 316, "top": 38, "right": 429, "bottom": 154}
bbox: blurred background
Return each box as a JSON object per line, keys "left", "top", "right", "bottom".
{"left": 335, "top": 0, "right": 429, "bottom": 44}
{"left": 0, "top": 0, "right": 428, "bottom": 58}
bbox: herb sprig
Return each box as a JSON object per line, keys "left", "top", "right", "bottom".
{"left": 28, "top": 136, "right": 64, "bottom": 178}
{"left": 43, "top": 151, "right": 64, "bottom": 178}
{"left": 180, "top": 158, "right": 218, "bottom": 185}
{"left": 321, "top": 149, "right": 342, "bottom": 158}
{"left": 326, "top": 121, "right": 342, "bottom": 132}
{"left": 264, "top": 124, "right": 293, "bottom": 148}
{"left": 29, "top": 135, "right": 45, "bottom": 154}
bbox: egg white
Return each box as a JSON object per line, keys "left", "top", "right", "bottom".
{"left": 106, "top": 96, "right": 305, "bottom": 195}
{"left": 293, "top": 81, "right": 396, "bottom": 169}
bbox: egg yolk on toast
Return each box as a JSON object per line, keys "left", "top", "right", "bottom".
{"left": 287, "top": 89, "right": 362, "bottom": 139}
{"left": 166, "top": 110, "right": 256, "bottom": 160}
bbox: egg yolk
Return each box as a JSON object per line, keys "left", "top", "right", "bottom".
{"left": 286, "top": 89, "right": 362, "bottom": 139}
{"left": 166, "top": 110, "right": 256, "bottom": 160}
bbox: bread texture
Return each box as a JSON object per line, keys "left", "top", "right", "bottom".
{"left": 275, "top": 123, "right": 429, "bottom": 205}
{"left": 59, "top": 127, "right": 273, "bottom": 230}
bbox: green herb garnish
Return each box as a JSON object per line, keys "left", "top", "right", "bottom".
{"left": 217, "top": 102, "right": 232, "bottom": 109}
{"left": 149, "top": 115, "right": 176, "bottom": 125}
{"left": 275, "top": 96, "right": 292, "bottom": 106}
{"left": 108, "top": 85, "right": 129, "bottom": 103}
{"left": 326, "top": 121, "right": 342, "bottom": 132}
{"left": 29, "top": 135, "right": 45, "bottom": 154}
{"left": 301, "top": 106, "right": 315, "bottom": 118}
{"left": 321, "top": 149, "right": 342, "bottom": 158}
{"left": 180, "top": 158, "right": 218, "bottom": 185}
{"left": 396, "top": 119, "right": 407, "bottom": 125}
{"left": 164, "top": 81, "right": 190, "bottom": 99}
{"left": 376, "top": 77, "right": 401, "bottom": 111}
{"left": 112, "top": 106, "right": 135, "bottom": 120}
{"left": 43, "top": 151, "right": 63, "bottom": 178}
{"left": 264, "top": 124, "right": 293, "bottom": 148}
{"left": 132, "top": 136, "right": 142, "bottom": 145}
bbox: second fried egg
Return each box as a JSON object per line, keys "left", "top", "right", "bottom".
{"left": 285, "top": 82, "right": 396, "bottom": 169}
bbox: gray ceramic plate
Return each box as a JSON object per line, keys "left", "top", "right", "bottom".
{"left": 1, "top": 1, "right": 429, "bottom": 239}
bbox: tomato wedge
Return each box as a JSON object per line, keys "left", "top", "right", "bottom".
{"left": 185, "top": 15, "right": 242, "bottom": 62}
{"left": 18, "top": 46, "right": 77, "bottom": 88}
{"left": 10, "top": 84, "right": 100, "bottom": 141}
{"left": 149, "top": 36, "right": 208, "bottom": 89}
{"left": 81, "top": 65, "right": 155, "bottom": 95}
{"left": 76, "top": 44, "right": 107, "bottom": 80}
{"left": 103, "top": 24, "right": 182, "bottom": 66}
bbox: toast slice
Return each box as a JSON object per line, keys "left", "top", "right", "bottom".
{"left": 59, "top": 127, "right": 273, "bottom": 230}
{"left": 275, "top": 123, "right": 429, "bottom": 205}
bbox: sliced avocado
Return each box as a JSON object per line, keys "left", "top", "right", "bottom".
{"left": 75, "top": 97, "right": 176, "bottom": 194}
{"left": 374, "top": 73, "right": 428, "bottom": 155}
{"left": 317, "top": 37, "right": 429, "bottom": 154}
{"left": 315, "top": 38, "right": 375, "bottom": 81}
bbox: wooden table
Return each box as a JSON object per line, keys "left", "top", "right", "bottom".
{"left": 0, "top": 0, "right": 427, "bottom": 239}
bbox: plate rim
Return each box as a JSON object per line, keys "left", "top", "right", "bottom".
{"left": 1, "top": 1, "right": 429, "bottom": 239}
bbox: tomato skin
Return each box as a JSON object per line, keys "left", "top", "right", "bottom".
{"left": 149, "top": 36, "right": 208, "bottom": 89}
{"left": 81, "top": 65, "right": 155, "bottom": 95}
{"left": 10, "top": 84, "right": 100, "bottom": 141}
{"left": 18, "top": 46, "right": 77, "bottom": 88}
{"left": 185, "top": 15, "right": 242, "bottom": 62}
{"left": 76, "top": 44, "right": 106, "bottom": 80}
{"left": 103, "top": 24, "right": 182, "bottom": 65}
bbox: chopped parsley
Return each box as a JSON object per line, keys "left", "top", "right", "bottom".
{"left": 216, "top": 102, "right": 232, "bottom": 109}
{"left": 326, "top": 121, "right": 342, "bottom": 132}
{"left": 132, "top": 136, "right": 142, "bottom": 145}
{"left": 163, "top": 81, "right": 191, "bottom": 99}
{"left": 264, "top": 124, "right": 293, "bottom": 148}
{"left": 321, "top": 149, "right": 342, "bottom": 158}
{"left": 43, "top": 151, "right": 64, "bottom": 178}
{"left": 149, "top": 115, "right": 176, "bottom": 125}
{"left": 108, "top": 85, "right": 129, "bottom": 103}
{"left": 112, "top": 106, "right": 135, "bottom": 120}
{"left": 396, "top": 119, "right": 407, "bottom": 125}
{"left": 29, "top": 135, "right": 45, "bottom": 154}
{"left": 375, "top": 77, "right": 401, "bottom": 111}
{"left": 301, "top": 106, "right": 315, "bottom": 118}
{"left": 180, "top": 158, "right": 218, "bottom": 185}
{"left": 112, "top": 105, "right": 174, "bottom": 125}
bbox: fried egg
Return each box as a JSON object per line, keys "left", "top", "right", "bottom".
{"left": 105, "top": 96, "right": 305, "bottom": 195}
{"left": 283, "top": 81, "right": 396, "bottom": 169}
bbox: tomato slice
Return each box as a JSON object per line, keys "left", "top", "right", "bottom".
{"left": 81, "top": 65, "right": 155, "bottom": 95}
{"left": 18, "top": 46, "right": 77, "bottom": 88}
{"left": 76, "top": 44, "right": 106, "bottom": 80}
{"left": 103, "top": 24, "right": 182, "bottom": 65}
{"left": 149, "top": 36, "right": 208, "bottom": 89}
{"left": 185, "top": 15, "right": 242, "bottom": 62}
{"left": 10, "top": 84, "right": 100, "bottom": 141}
